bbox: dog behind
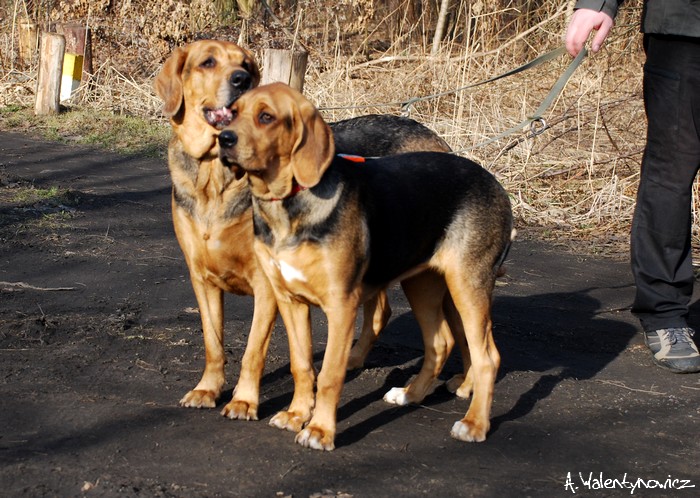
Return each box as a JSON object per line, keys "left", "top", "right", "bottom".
{"left": 218, "top": 82, "right": 514, "bottom": 450}
{"left": 330, "top": 114, "right": 450, "bottom": 157}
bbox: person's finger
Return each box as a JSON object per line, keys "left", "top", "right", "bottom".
{"left": 565, "top": 25, "right": 587, "bottom": 57}
{"left": 566, "top": 33, "right": 585, "bottom": 57}
{"left": 590, "top": 19, "right": 613, "bottom": 52}
{"left": 564, "top": 10, "right": 614, "bottom": 57}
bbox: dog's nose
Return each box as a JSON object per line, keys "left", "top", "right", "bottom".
{"left": 218, "top": 130, "right": 238, "bottom": 149}
{"left": 230, "top": 70, "right": 252, "bottom": 91}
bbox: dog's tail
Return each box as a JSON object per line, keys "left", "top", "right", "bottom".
{"left": 495, "top": 228, "right": 517, "bottom": 278}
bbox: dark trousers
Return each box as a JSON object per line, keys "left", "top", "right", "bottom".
{"left": 631, "top": 34, "right": 700, "bottom": 331}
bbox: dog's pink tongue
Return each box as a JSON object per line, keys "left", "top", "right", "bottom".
{"left": 206, "top": 107, "right": 233, "bottom": 129}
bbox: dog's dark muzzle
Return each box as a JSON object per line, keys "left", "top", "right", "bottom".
{"left": 218, "top": 130, "right": 238, "bottom": 150}
{"left": 230, "top": 70, "right": 253, "bottom": 94}
{"left": 218, "top": 130, "right": 240, "bottom": 171}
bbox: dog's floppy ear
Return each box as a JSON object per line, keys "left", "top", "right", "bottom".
{"left": 154, "top": 46, "right": 188, "bottom": 118}
{"left": 240, "top": 45, "right": 262, "bottom": 89}
{"left": 290, "top": 96, "right": 335, "bottom": 188}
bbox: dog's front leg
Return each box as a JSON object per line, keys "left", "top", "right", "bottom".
{"left": 222, "top": 278, "right": 278, "bottom": 421}
{"left": 181, "top": 278, "right": 226, "bottom": 408}
{"left": 269, "top": 300, "right": 315, "bottom": 433}
{"left": 295, "top": 303, "right": 357, "bottom": 451}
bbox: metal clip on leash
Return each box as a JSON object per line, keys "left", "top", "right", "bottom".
{"left": 401, "top": 97, "right": 420, "bottom": 117}
{"left": 529, "top": 118, "right": 548, "bottom": 137}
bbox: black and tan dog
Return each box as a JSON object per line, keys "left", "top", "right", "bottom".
{"left": 153, "top": 40, "right": 451, "bottom": 418}
{"left": 217, "top": 82, "right": 515, "bottom": 450}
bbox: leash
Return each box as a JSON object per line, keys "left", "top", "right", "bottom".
{"left": 456, "top": 47, "right": 588, "bottom": 152}
{"left": 319, "top": 46, "right": 588, "bottom": 152}
{"left": 399, "top": 46, "right": 571, "bottom": 114}
{"left": 318, "top": 46, "right": 575, "bottom": 115}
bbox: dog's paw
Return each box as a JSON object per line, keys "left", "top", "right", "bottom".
{"left": 269, "top": 410, "right": 307, "bottom": 433}
{"left": 179, "top": 389, "right": 218, "bottom": 408}
{"left": 221, "top": 400, "right": 258, "bottom": 421}
{"left": 346, "top": 353, "right": 365, "bottom": 370}
{"left": 295, "top": 426, "right": 335, "bottom": 451}
{"left": 383, "top": 387, "right": 409, "bottom": 405}
{"left": 450, "top": 419, "right": 488, "bottom": 442}
{"left": 446, "top": 374, "right": 474, "bottom": 399}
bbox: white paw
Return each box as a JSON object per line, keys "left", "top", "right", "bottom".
{"left": 450, "top": 420, "right": 486, "bottom": 442}
{"left": 383, "top": 387, "right": 408, "bottom": 405}
{"left": 295, "top": 429, "right": 319, "bottom": 450}
{"left": 269, "top": 412, "right": 289, "bottom": 430}
{"left": 295, "top": 428, "right": 334, "bottom": 451}
{"left": 451, "top": 420, "right": 473, "bottom": 441}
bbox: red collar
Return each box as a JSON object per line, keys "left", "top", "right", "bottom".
{"left": 337, "top": 153, "right": 366, "bottom": 163}
{"left": 269, "top": 181, "right": 306, "bottom": 201}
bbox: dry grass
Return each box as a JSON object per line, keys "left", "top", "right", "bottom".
{"left": 0, "top": 0, "right": 676, "bottom": 258}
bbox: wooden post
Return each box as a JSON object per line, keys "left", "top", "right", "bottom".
{"left": 262, "top": 49, "right": 308, "bottom": 92}
{"left": 19, "top": 20, "right": 38, "bottom": 64}
{"left": 35, "top": 33, "right": 65, "bottom": 115}
{"left": 56, "top": 22, "right": 93, "bottom": 81}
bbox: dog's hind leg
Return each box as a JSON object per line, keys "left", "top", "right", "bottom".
{"left": 222, "top": 279, "right": 278, "bottom": 421}
{"left": 443, "top": 295, "right": 475, "bottom": 399}
{"left": 444, "top": 271, "right": 500, "bottom": 442}
{"left": 384, "top": 271, "right": 454, "bottom": 406}
{"left": 180, "top": 280, "right": 226, "bottom": 408}
{"left": 347, "top": 290, "right": 392, "bottom": 370}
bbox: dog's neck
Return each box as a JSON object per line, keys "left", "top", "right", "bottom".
{"left": 249, "top": 166, "right": 345, "bottom": 251}
{"left": 173, "top": 121, "right": 219, "bottom": 160}
{"left": 245, "top": 166, "right": 300, "bottom": 202}
{"left": 169, "top": 140, "right": 250, "bottom": 221}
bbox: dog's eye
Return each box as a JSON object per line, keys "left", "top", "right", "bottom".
{"left": 200, "top": 57, "right": 216, "bottom": 68}
{"left": 258, "top": 112, "right": 275, "bottom": 125}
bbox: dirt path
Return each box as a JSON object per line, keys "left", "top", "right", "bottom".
{"left": 1, "top": 132, "right": 698, "bottom": 497}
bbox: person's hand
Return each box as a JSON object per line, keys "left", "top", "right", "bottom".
{"left": 565, "top": 8, "right": 614, "bottom": 57}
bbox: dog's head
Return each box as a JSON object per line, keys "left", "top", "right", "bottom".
{"left": 218, "top": 83, "right": 335, "bottom": 199}
{"left": 154, "top": 40, "right": 261, "bottom": 158}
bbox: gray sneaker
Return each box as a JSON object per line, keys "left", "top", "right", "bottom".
{"left": 643, "top": 327, "right": 700, "bottom": 373}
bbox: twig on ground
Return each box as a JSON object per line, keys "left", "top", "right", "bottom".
{"left": 595, "top": 379, "right": 666, "bottom": 396}
{"left": 0, "top": 281, "right": 77, "bottom": 291}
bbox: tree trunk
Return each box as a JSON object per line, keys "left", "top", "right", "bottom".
{"left": 431, "top": 0, "right": 451, "bottom": 55}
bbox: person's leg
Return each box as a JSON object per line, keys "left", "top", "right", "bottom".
{"left": 631, "top": 35, "right": 700, "bottom": 372}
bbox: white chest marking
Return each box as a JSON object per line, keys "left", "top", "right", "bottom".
{"left": 270, "top": 258, "right": 308, "bottom": 283}
{"left": 206, "top": 238, "right": 221, "bottom": 250}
